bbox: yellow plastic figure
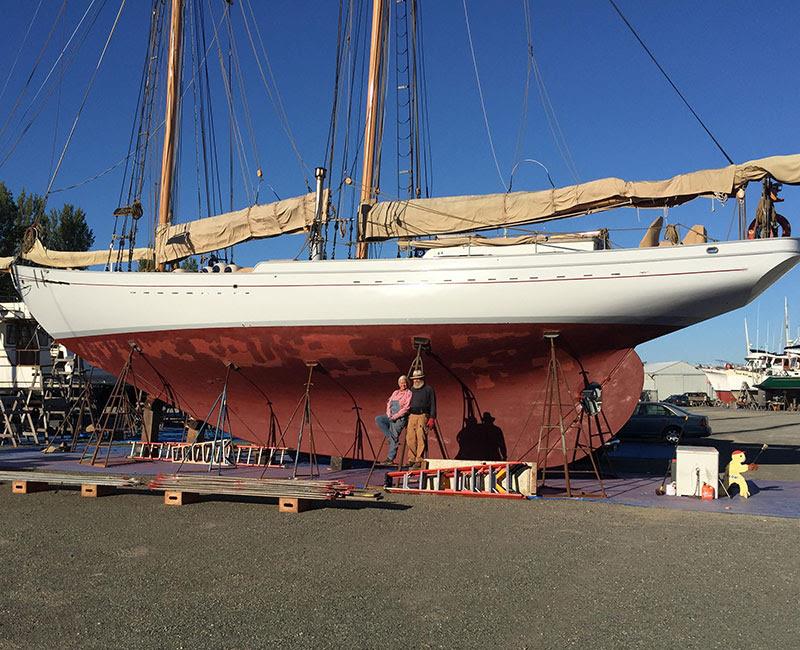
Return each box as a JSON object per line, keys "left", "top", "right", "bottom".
{"left": 726, "top": 450, "right": 757, "bottom": 499}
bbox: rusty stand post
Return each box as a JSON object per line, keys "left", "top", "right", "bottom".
{"left": 265, "top": 405, "right": 283, "bottom": 448}
{"left": 535, "top": 333, "right": 573, "bottom": 496}
{"left": 573, "top": 407, "right": 608, "bottom": 498}
{"left": 69, "top": 373, "right": 98, "bottom": 452}
{"left": 229, "top": 365, "right": 286, "bottom": 451}
{"left": 174, "top": 362, "right": 236, "bottom": 475}
{"left": 349, "top": 402, "right": 375, "bottom": 461}
{"left": 207, "top": 363, "right": 235, "bottom": 473}
{"left": 80, "top": 345, "right": 139, "bottom": 467}
{"left": 291, "top": 363, "right": 321, "bottom": 480}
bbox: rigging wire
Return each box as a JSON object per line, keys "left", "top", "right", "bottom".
{"left": 44, "top": 0, "right": 128, "bottom": 204}
{"left": 207, "top": 0, "right": 253, "bottom": 204}
{"left": 109, "top": 0, "right": 165, "bottom": 270}
{"left": 524, "top": 0, "right": 580, "bottom": 184}
{"left": 0, "top": 0, "right": 68, "bottom": 153}
{"left": 0, "top": 0, "right": 101, "bottom": 147}
{"left": 50, "top": 4, "right": 228, "bottom": 197}
{"left": 225, "top": 9, "right": 262, "bottom": 205}
{"left": 187, "top": 0, "right": 206, "bottom": 219}
{"left": 462, "top": 0, "right": 508, "bottom": 192}
{"left": 512, "top": 0, "right": 533, "bottom": 173}
{"left": 607, "top": 0, "right": 734, "bottom": 165}
{"left": 416, "top": 0, "right": 433, "bottom": 199}
{"left": 48, "top": 10, "right": 68, "bottom": 180}
{"left": 0, "top": 0, "right": 109, "bottom": 170}
{"left": 197, "top": 0, "right": 224, "bottom": 217}
{"left": 322, "top": 0, "right": 347, "bottom": 259}
{"left": 0, "top": 0, "right": 46, "bottom": 103}
{"left": 240, "top": 0, "right": 312, "bottom": 190}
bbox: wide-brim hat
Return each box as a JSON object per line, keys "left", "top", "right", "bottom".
{"left": 411, "top": 370, "right": 425, "bottom": 379}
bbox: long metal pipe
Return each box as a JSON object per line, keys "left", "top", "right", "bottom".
{"left": 156, "top": 0, "right": 184, "bottom": 271}
{"left": 357, "top": 0, "right": 386, "bottom": 259}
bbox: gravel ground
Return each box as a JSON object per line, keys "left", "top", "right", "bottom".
{"left": 1, "top": 487, "right": 799, "bottom": 649}
{"left": 1, "top": 407, "right": 799, "bottom": 649}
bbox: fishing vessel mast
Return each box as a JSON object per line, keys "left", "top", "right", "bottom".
{"left": 357, "top": 0, "right": 387, "bottom": 260}
{"left": 156, "top": 0, "right": 184, "bottom": 271}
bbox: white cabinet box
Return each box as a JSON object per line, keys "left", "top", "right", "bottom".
{"left": 675, "top": 446, "right": 719, "bottom": 498}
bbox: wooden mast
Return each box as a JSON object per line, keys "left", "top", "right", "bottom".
{"left": 156, "top": 0, "right": 184, "bottom": 271}
{"left": 357, "top": 0, "right": 386, "bottom": 260}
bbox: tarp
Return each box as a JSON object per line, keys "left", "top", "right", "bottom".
{"left": 397, "top": 231, "right": 606, "bottom": 249}
{"left": 0, "top": 239, "right": 153, "bottom": 270}
{"left": 364, "top": 154, "right": 800, "bottom": 240}
{"left": 155, "top": 191, "right": 322, "bottom": 264}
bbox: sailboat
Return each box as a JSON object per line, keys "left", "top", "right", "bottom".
{"left": 4, "top": 1, "right": 800, "bottom": 467}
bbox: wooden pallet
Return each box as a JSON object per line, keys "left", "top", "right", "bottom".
{"left": 2, "top": 470, "right": 378, "bottom": 513}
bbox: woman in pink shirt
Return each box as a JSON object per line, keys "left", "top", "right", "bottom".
{"left": 375, "top": 375, "right": 411, "bottom": 463}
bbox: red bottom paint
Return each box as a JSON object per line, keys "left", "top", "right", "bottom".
{"left": 715, "top": 390, "right": 736, "bottom": 404}
{"left": 64, "top": 323, "right": 670, "bottom": 468}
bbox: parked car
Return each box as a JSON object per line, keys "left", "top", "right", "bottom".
{"left": 663, "top": 394, "right": 690, "bottom": 407}
{"left": 614, "top": 402, "right": 712, "bottom": 443}
{"left": 684, "top": 391, "right": 712, "bottom": 406}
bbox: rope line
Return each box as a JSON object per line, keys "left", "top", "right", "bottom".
{"left": 44, "top": 0, "right": 128, "bottom": 203}
{"left": 607, "top": 0, "right": 734, "bottom": 165}
{"left": 0, "top": 0, "right": 45, "bottom": 103}
{"left": 462, "top": 0, "right": 508, "bottom": 192}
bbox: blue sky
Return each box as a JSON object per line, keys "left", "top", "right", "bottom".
{"left": 0, "top": 0, "right": 798, "bottom": 364}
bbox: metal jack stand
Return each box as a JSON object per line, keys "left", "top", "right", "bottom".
{"left": 283, "top": 362, "right": 321, "bottom": 480}
{"left": 80, "top": 345, "right": 139, "bottom": 467}
{"left": 183, "top": 362, "right": 236, "bottom": 474}
{"left": 325, "top": 372, "right": 376, "bottom": 462}
{"left": 534, "top": 333, "right": 606, "bottom": 498}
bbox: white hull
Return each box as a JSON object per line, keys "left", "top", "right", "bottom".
{"left": 13, "top": 238, "right": 800, "bottom": 341}
{"left": 700, "top": 366, "right": 761, "bottom": 394}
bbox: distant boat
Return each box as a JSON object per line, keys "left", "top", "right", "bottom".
{"left": 701, "top": 311, "right": 800, "bottom": 403}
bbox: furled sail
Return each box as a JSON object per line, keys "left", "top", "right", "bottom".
{"left": 0, "top": 239, "right": 153, "bottom": 270}
{"left": 364, "top": 154, "right": 800, "bottom": 240}
{"left": 155, "top": 191, "right": 322, "bottom": 265}
{"left": 397, "top": 231, "right": 607, "bottom": 249}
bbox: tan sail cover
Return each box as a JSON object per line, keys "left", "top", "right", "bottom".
{"left": 156, "top": 191, "right": 322, "bottom": 265}
{"left": 0, "top": 239, "right": 153, "bottom": 270}
{"left": 365, "top": 154, "right": 800, "bottom": 240}
{"left": 398, "top": 231, "right": 606, "bottom": 249}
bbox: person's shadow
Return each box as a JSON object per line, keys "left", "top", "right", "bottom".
{"left": 455, "top": 411, "right": 507, "bottom": 461}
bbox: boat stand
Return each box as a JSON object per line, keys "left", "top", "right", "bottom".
{"left": 533, "top": 333, "right": 606, "bottom": 498}
{"left": 80, "top": 346, "right": 140, "bottom": 467}
{"left": 177, "top": 362, "right": 237, "bottom": 473}
{"left": 229, "top": 364, "right": 286, "bottom": 449}
{"left": 279, "top": 362, "right": 321, "bottom": 480}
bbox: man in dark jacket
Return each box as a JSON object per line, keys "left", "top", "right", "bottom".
{"left": 406, "top": 369, "right": 436, "bottom": 468}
